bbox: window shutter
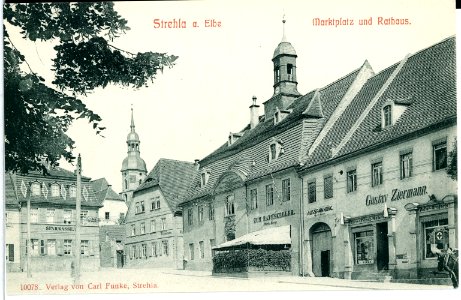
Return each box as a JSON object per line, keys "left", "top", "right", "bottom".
{"left": 57, "top": 240, "right": 63, "bottom": 255}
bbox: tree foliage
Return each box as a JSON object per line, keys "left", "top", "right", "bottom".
{"left": 3, "top": 2, "right": 178, "bottom": 173}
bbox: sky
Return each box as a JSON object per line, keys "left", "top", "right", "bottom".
{"left": 3, "top": 0, "right": 457, "bottom": 194}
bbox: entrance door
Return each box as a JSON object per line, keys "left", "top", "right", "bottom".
{"left": 376, "top": 222, "right": 389, "bottom": 271}
{"left": 116, "top": 251, "right": 124, "bottom": 268}
{"left": 321, "top": 250, "right": 330, "bottom": 277}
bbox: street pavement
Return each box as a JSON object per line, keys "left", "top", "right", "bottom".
{"left": 4, "top": 267, "right": 457, "bottom": 298}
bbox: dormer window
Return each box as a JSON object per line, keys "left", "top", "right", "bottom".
{"left": 31, "top": 182, "right": 41, "bottom": 196}
{"left": 200, "top": 170, "right": 210, "bottom": 187}
{"left": 228, "top": 132, "right": 243, "bottom": 146}
{"left": 383, "top": 105, "right": 392, "bottom": 127}
{"left": 51, "top": 183, "right": 60, "bottom": 197}
{"left": 268, "top": 138, "right": 284, "bottom": 162}
{"left": 274, "top": 108, "right": 291, "bottom": 125}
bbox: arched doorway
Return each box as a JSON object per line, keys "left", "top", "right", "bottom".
{"left": 311, "top": 222, "right": 332, "bottom": 277}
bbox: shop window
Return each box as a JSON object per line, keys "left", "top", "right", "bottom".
{"left": 199, "top": 241, "right": 204, "bottom": 259}
{"left": 64, "top": 239, "right": 72, "bottom": 255}
{"left": 371, "top": 162, "right": 383, "bottom": 187}
{"left": 208, "top": 205, "right": 214, "bottom": 221}
{"left": 225, "top": 195, "right": 235, "bottom": 215}
{"left": 266, "top": 184, "right": 274, "bottom": 206}
{"left": 188, "top": 208, "right": 193, "bottom": 226}
{"left": 47, "top": 240, "right": 56, "bottom": 256}
{"left": 424, "top": 218, "right": 449, "bottom": 259}
{"left": 307, "top": 180, "right": 316, "bottom": 203}
{"left": 282, "top": 178, "right": 291, "bottom": 202}
{"left": 250, "top": 189, "right": 258, "bottom": 210}
{"left": 400, "top": 151, "right": 413, "bottom": 179}
{"left": 198, "top": 205, "right": 204, "bottom": 223}
{"left": 324, "top": 175, "right": 333, "bottom": 199}
{"left": 354, "top": 230, "right": 374, "bottom": 265}
{"left": 189, "top": 243, "right": 195, "bottom": 260}
{"left": 433, "top": 140, "right": 447, "bottom": 171}
{"left": 81, "top": 240, "right": 89, "bottom": 256}
{"left": 347, "top": 170, "right": 357, "bottom": 193}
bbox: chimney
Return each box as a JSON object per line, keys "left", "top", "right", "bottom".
{"left": 194, "top": 159, "right": 200, "bottom": 171}
{"left": 249, "top": 96, "right": 260, "bottom": 129}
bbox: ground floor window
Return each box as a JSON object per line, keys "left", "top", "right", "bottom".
{"left": 64, "top": 239, "right": 72, "bottom": 255}
{"left": 423, "top": 217, "right": 449, "bottom": 259}
{"left": 354, "top": 230, "right": 374, "bottom": 265}
{"left": 162, "top": 240, "right": 169, "bottom": 256}
{"left": 47, "top": 240, "right": 56, "bottom": 255}
{"left": 189, "top": 243, "right": 194, "bottom": 260}
{"left": 81, "top": 240, "right": 89, "bottom": 256}
{"left": 31, "top": 239, "right": 39, "bottom": 256}
{"left": 6, "top": 244, "right": 14, "bottom": 262}
{"left": 199, "top": 241, "right": 204, "bottom": 259}
{"left": 142, "top": 244, "right": 147, "bottom": 258}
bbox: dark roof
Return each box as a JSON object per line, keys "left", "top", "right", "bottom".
{"left": 182, "top": 66, "right": 365, "bottom": 203}
{"left": 135, "top": 159, "right": 197, "bottom": 209}
{"left": 90, "top": 178, "right": 109, "bottom": 192}
{"left": 99, "top": 225, "right": 126, "bottom": 242}
{"left": 25, "top": 165, "right": 91, "bottom": 181}
{"left": 91, "top": 178, "right": 124, "bottom": 203}
{"left": 302, "top": 36, "right": 456, "bottom": 170}
{"left": 4, "top": 173, "right": 19, "bottom": 207}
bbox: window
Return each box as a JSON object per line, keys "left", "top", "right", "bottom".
{"left": 129, "top": 245, "right": 134, "bottom": 259}
{"left": 433, "top": 141, "right": 447, "bottom": 171}
{"left": 189, "top": 243, "right": 194, "bottom": 260}
{"left": 199, "top": 241, "right": 204, "bottom": 259}
{"left": 131, "top": 224, "right": 136, "bottom": 236}
{"left": 135, "top": 202, "right": 142, "bottom": 214}
{"left": 188, "top": 208, "right": 193, "bottom": 226}
{"left": 31, "top": 239, "right": 39, "bottom": 256}
{"left": 40, "top": 240, "right": 45, "bottom": 255}
{"left": 250, "top": 189, "right": 258, "bottom": 210}
{"left": 371, "top": 162, "right": 383, "bottom": 187}
{"left": 142, "top": 244, "right": 147, "bottom": 258}
{"left": 64, "top": 239, "right": 72, "bottom": 255}
{"left": 424, "top": 218, "right": 449, "bottom": 259}
{"left": 347, "top": 170, "right": 357, "bottom": 193}
{"left": 225, "top": 195, "right": 235, "bottom": 215}
{"left": 324, "top": 175, "right": 333, "bottom": 199}
{"left": 30, "top": 209, "right": 38, "bottom": 223}
{"left": 31, "top": 183, "right": 41, "bottom": 196}
{"left": 105, "top": 212, "right": 110, "bottom": 220}
{"left": 400, "top": 152, "right": 413, "bottom": 179}
{"left": 151, "top": 242, "right": 156, "bottom": 257}
{"left": 287, "top": 64, "right": 293, "bottom": 80}
{"left": 355, "top": 230, "right": 374, "bottom": 265}
{"left": 200, "top": 171, "right": 210, "bottom": 187}
{"left": 156, "top": 200, "right": 160, "bottom": 209}
{"left": 209, "top": 205, "right": 215, "bottom": 221}
{"left": 140, "top": 201, "right": 145, "bottom": 212}
{"left": 46, "top": 209, "right": 55, "bottom": 224}
{"left": 150, "top": 219, "right": 156, "bottom": 232}
{"left": 198, "top": 206, "right": 204, "bottom": 223}
{"left": 307, "top": 181, "right": 316, "bottom": 203}
{"left": 383, "top": 105, "right": 392, "bottom": 127}
{"left": 275, "top": 66, "right": 280, "bottom": 82}
{"left": 69, "top": 186, "right": 77, "bottom": 198}
{"left": 270, "top": 144, "right": 277, "bottom": 160}
{"left": 6, "top": 244, "right": 14, "bottom": 262}
{"left": 140, "top": 222, "right": 145, "bottom": 234}
{"left": 63, "top": 210, "right": 72, "bottom": 224}
{"left": 151, "top": 200, "right": 156, "bottom": 211}
{"left": 47, "top": 240, "right": 56, "bottom": 256}
{"left": 268, "top": 140, "right": 284, "bottom": 161}
{"left": 81, "top": 240, "right": 89, "bottom": 256}
{"left": 51, "top": 184, "right": 60, "bottom": 197}
{"left": 282, "top": 179, "right": 291, "bottom": 202}
{"left": 266, "top": 184, "right": 274, "bottom": 206}
{"left": 161, "top": 218, "right": 166, "bottom": 230}
{"left": 162, "top": 240, "right": 169, "bottom": 256}
{"left": 80, "top": 210, "right": 88, "bottom": 225}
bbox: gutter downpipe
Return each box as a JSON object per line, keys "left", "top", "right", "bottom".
{"left": 299, "top": 175, "right": 305, "bottom": 277}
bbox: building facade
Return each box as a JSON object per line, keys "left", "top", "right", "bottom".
{"left": 4, "top": 167, "right": 101, "bottom": 272}
{"left": 91, "top": 178, "right": 127, "bottom": 226}
{"left": 299, "top": 37, "right": 457, "bottom": 280}
{"left": 121, "top": 108, "right": 147, "bottom": 204}
{"left": 124, "top": 159, "right": 196, "bottom": 269}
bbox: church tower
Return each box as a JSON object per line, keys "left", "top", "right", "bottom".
{"left": 264, "top": 18, "right": 301, "bottom": 118}
{"left": 120, "top": 107, "right": 147, "bottom": 204}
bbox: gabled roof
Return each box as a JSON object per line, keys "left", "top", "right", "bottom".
{"left": 134, "top": 158, "right": 197, "bottom": 210}
{"left": 90, "top": 178, "right": 109, "bottom": 192}
{"left": 302, "top": 36, "right": 456, "bottom": 170}
{"left": 99, "top": 225, "right": 125, "bottom": 242}
{"left": 91, "top": 178, "right": 124, "bottom": 203}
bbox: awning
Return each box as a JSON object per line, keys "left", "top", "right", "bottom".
{"left": 212, "top": 225, "right": 291, "bottom": 250}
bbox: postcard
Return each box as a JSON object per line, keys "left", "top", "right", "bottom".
{"left": 2, "top": 0, "right": 460, "bottom": 300}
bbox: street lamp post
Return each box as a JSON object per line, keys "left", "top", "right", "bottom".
{"left": 74, "top": 154, "right": 82, "bottom": 284}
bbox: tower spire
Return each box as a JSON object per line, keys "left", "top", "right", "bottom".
{"left": 130, "top": 105, "right": 135, "bottom": 133}
{"left": 281, "top": 14, "right": 287, "bottom": 42}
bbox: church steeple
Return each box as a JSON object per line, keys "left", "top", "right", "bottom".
{"left": 121, "top": 107, "right": 147, "bottom": 203}
{"left": 264, "top": 17, "right": 301, "bottom": 118}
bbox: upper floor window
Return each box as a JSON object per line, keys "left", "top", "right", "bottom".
{"left": 198, "top": 205, "right": 204, "bottom": 223}
{"left": 250, "top": 189, "right": 258, "bottom": 210}
{"left": 287, "top": 64, "right": 293, "bottom": 81}
{"left": 150, "top": 219, "right": 156, "bottom": 232}
{"left": 383, "top": 105, "right": 392, "bottom": 127}
{"left": 131, "top": 224, "right": 136, "bottom": 236}
{"left": 274, "top": 66, "right": 280, "bottom": 82}
{"left": 324, "top": 175, "right": 333, "bottom": 199}
{"left": 225, "top": 195, "right": 235, "bottom": 216}
{"left": 400, "top": 151, "right": 413, "bottom": 179}
{"left": 187, "top": 208, "right": 193, "bottom": 226}
{"left": 105, "top": 212, "right": 110, "bottom": 220}
{"left": 200, "top": 170, "right": 210, "bottom": 187}
{"left": 51, "top": 184, "right": 60, "bottom": 197}
{"left": 265, "top": 184, "right": 274, "bottom": 206}
{"left": 347, "top": 169, "right": 357, "bottom": 193}
{"left": 161, "top": 218, "right": 166, "bottom": 230}
{"left": 433, "top": 140, "right": 447, "bottom": 171}
{"left": 208, "top": 205, "right": 215, "bottom": 221}
{"left": 282, "top": 179, "right": 291, "bottom": 202}
{"left": 69, "top": 185, "right": 77, "bottom": 198}
{"left": 307, "top": 180, "right": 316, "bottom": 203}
{"left": 31, "top": 182, "right": 41, "bottom": 196}
{"left": 268, "top": 139, "right": 284, "bottom": 162}
{"left": 140, "top": 222, "right": 145, "bottom": 234}
{"left": 371, "top": 162, "right": 383, "bottom": 187}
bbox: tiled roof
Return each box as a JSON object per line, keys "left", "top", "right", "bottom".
{"left": 134, "top": 159, "right": 197, "bottom": 210}
{"left": 99, "top": 225, "right": 126, "bottom": 242}
{"left": 90, "top": 178, "right": 109, "bottom": 192}
{"left": 91, "top": 178, "right": 124, "bottom": 203}
{"left": 4, "top": 173, "right": 19, "bottom": 207}
{"left": 302, "top": 36, "right": 456, "bottom": 169}
{"left": 182, "top": 67, "right": 363, "bottom": 204}
{"left": 335, "top": 36, "right": 456, "bottom": 158}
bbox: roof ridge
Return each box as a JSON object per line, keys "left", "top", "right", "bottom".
{"left": 332, "top": 53, "right": 410, "bottom": 157}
